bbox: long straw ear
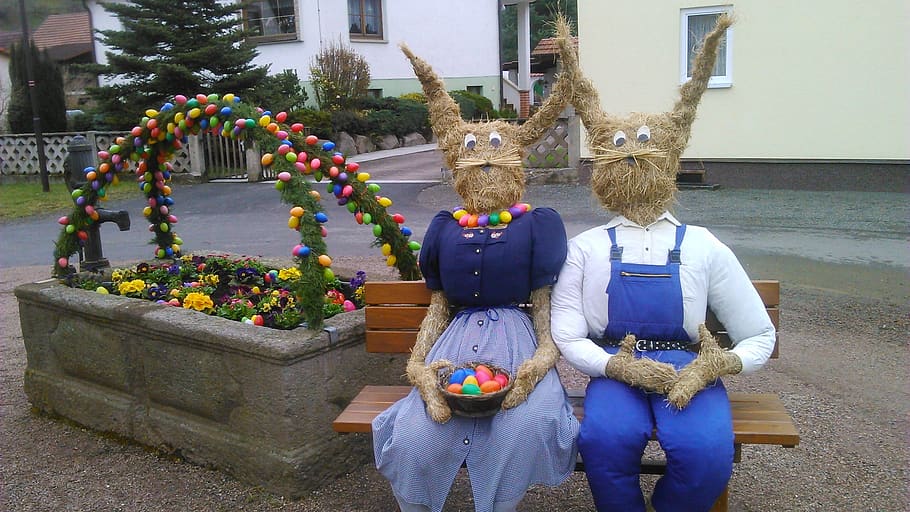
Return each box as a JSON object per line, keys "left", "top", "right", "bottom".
{"left": 400, "top": 43, "right": 463, "bottom": 141}
{"left": 552, "top": 15, "right": 612, "bottom": 138}
{"left": 671, "top": 14, "right": 734, "bottom": 144}
{"left": 517, "top": 14, "right": 574, "bottom": 146}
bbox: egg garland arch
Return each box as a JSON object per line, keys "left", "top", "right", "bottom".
{"left": 53, "top": 93, "right": 422, "bottom": 329}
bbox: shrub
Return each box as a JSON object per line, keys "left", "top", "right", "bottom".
{"left": 330, "top": 109, "right": 369, "bottom": 136}
{"left": 399, "top": 92, "right": 426, "bottom": 104}
{"left": 247, "top": 70, "right": 309, "bottom": 113}
{"left": 309, "top": 38, "right": 371, "bottom": 111}
{"left": 450, "top": 90, "right": 497, "bottom": 121}
{"left": 288, "top": 108, "right": 332, "bottom": 139}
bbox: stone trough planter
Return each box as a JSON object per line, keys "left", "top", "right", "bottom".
{"left": 15, "top": 279, "right": 406, "bottom": 498}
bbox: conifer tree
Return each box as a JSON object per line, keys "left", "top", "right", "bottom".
{"left": 8, "top": 41, "right": 67, "bottom": 133}
{"left": 84, "top": 0, "right": 268, "bottom": 129}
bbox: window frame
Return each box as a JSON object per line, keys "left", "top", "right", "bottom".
{"left": 244, "top": 0, "right": 300, "bottom": 44}
{"left": 348, "top": 0, "right": 385, "bottom": 41}
{"left": 679, "top": 5, "right": 733, "bottom": 88}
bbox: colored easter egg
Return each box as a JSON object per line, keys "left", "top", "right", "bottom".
{"left": 95, "top": 286, "right": 109, "bottom": 295}
{"left": 357, "top": 172, "right": 370, "bottom": 182}
{"left": 305, "top": 135, "right": 318, "bottom": 145}
{"left": 288, "top": 216, "right": 299, "bottom": 229}
{"left": 65, "top": 224, "right": 76, "bottom": 234}
{"left": 322, "top": 141, "right": 335, "bottom": 151}
{"left": 318, "top": 254, "right": 332, "bottom": 267}
{"left": 290, "top": 123, "right": 304, "bottom": 132}
{"left": 323, "top": 268, "right": 335, "bottom": 280}
{"left": 290, "top": 206, "right": 304, "bottom": 217}
{"left": 392, "top": 213, "right": 405, "bottom": 223}
{"left": 57, "top": 216, "right": 69, "bottom": 225}
{"left": 446, "top": 383, "right": 463, "bottom": 394}
{"left": 450, "top": 368, "right": 468, "bottom": 384}
{"left": 347, "top": 162, "right": 360, "bottom": 171}
{"left": 475, "top": 371, "right": 491, "bottom": 385}
{"left": 310, "top": 158, "right": 321, "bottom": 169}
{"left": 372, "top": 224, "right": 382, "bottom": 236}
{"left": 480, "top": 380, "right": 502, "bottom": 393}
{"left": 278, "top": 171, "right": 292, "bottom": 182}
{"left": 381, "top": 243, "right": 392, "bottom": 256}
{"left": 386, "top": 255, "right": 397, "bottom": 266}
{"left": 275, "top": 111, "right": 288, "bottom": 122}
{"left": 362, "top": 212, "right": 372, "bottom": 224}
{"left": 463, "top": 375, "right": 479, "bottom": 387}
{"left": 315, "top": 212, "right": 328, "bottom": 223}
{"left": 252, "top": 314, "right": 264, "bottom": 326}
{"left": 475, "top": 364, "right": 493, "bottom": 378}
{"left": 408, "top": 241, "right": 421, "bottom": 251}
{"left": 461, "top": 383, "right": 482, "bottom": 395}
{"left": 494, "top": 373, "right": 509, "bottom": 388}
{"left": 343, "top": 300, "right": 356, "bottom": 312}
{"left": 261, "top": 153, "right": 274, "bottom": 166}
{"left": 57, "top": 257, "right": 68, "bottom": 267}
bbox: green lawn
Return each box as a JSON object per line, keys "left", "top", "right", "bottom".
{"left": 0, "top": 181, "right": 136, "bottom": 222}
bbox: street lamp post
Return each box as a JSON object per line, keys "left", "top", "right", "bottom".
{"left": 18, "top": 0, "right": 51, "bottom": 192}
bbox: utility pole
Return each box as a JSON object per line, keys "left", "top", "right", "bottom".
{"left": 18, "top": 0, "right": 50, "bottom": 192}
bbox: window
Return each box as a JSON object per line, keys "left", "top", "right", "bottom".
{"left": 680, "top": 6, "right": 732, "bottom": 88}
{"left": 349, "top": 0, "right": 383, "bottom": 39}
{"left": 367, "top": 88, "right": 383, "bottom": 99}
{"left": 245, "top": 0, "right": 298, "bottom": 42}
{"left": 466, "top": 86, "right": 483, "bottom": 96}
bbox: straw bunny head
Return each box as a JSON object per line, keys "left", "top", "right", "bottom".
{"left": 556, "top": 15, "right": 733, "bottom": 226}
{"left": 400, "top": 41, "right": 572, "bottom": 214}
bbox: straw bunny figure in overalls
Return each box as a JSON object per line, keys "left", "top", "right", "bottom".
{"left": 550, "top": 14, "right": 776, "bottom": 512}
{"left": 371, "top": 34, "right": 579, "bottom": 512}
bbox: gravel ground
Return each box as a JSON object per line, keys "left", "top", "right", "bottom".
{"left": 3, "top": 184, "right": 909, "bottom": 511}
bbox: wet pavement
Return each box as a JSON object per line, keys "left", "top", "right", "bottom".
{"left": 2, "top": 147, "right": 907, "bottom": 302}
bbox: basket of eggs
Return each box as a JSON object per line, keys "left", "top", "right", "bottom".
{"left": 437, "top": 362, "right": 512, "bottom": 417}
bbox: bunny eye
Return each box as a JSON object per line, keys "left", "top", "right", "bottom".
{"left": 464, "top": 133, "right": 477, "bottom": 150}
{"left": 489, "top": 131, "right": 502, "bottom": 148}
{"left": 613, "top": 131, "right": 627, "bottom": 147}
{"left": 637, "top": 125, "right": 651, "bottom": 143}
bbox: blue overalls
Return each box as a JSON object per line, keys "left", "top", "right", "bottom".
{"left": 578, "top": 225, "right": 735, "bottom": 512}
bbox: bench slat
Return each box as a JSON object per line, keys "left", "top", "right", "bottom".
{"left": 332, "top": 388, "right": 799, "bottom": 447}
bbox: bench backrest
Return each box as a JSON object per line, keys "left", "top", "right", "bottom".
{"left": 363, "top": 280, "right": 780, "bottom": 358}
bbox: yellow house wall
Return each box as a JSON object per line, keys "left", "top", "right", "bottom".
{"left": 577, "top": 0, "right": 910, "bottom": 160}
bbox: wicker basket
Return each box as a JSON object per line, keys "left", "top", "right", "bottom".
{"left": 438, "top": 362, "right": 512, "bottom": 418}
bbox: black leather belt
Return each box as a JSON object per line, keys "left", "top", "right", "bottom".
{"left": 594, "top": 338, "right": 694, "bottom": 352}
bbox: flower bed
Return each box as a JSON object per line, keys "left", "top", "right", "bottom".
{"left": 64, "top": 254, "right": 367, "bottom": 330}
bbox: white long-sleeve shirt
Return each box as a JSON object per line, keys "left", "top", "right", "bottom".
{"left": 551, "top": 212, "right": 775, "bottom": 378}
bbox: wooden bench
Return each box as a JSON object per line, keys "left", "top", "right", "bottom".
{"left": 333, "top": 280, "right": 799, "bottom": 512}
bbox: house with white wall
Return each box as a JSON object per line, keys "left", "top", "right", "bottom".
{"left": 575, "top": 0, "right": 909, "bottom": 185}
{"left": 86, "top": 0, "right": 512, "bottom": 113}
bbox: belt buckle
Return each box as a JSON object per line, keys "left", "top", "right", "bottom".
{"left": 634, "top": 338, "right": 650, "bottom": 352}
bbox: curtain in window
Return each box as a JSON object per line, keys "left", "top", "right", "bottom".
{"left": 687, "top": 14, "right": 725, "bottom": 77}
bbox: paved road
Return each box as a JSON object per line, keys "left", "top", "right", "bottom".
{"left": 2, "top": 146, "right": 908, "bottom": 301}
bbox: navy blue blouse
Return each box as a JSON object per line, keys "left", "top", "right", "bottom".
{"left": 419, "top": 207, "right": 568, "bottom": 307}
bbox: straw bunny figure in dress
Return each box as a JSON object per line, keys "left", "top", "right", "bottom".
{"left": 371, "top": 34, "right": 579, "bottom": 512}
{"left": 550, "top": 15, "right": 776, "bottom": 512}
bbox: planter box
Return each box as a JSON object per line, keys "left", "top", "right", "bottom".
{"left": 15, "top": 279, "right": 406, "bottom": 497}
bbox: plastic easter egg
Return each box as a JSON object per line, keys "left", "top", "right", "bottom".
{"left": 332, "top": 154, "right": 345, "bottom": 165}
{"left": 499, "top": 211, "right": 513, "bottom": 224}
{"left": 475, "top": 371, "right": 491, "bottom": 385}
{"left": 314, "top": 212, "right": 328, "bottom": 223}
{"left": 290, "top": 123, "right": 304, "bottom": 132}
{"left": 362, "top": 212, "right": 372, "bottom": 224}
{"left": 450, "top": 368, "right": 468, "bottom": 384}
{"left": 310, "top": 158, "right": 321, "bottom": 169}
{"left": 494, "top": 373, "right": 509, "bottom": 388}
{"left": 318, "top": 254, "right": 332, "bottom": 267}
{"left": 408, "top": 241, "right": 421, "bottom": 251}
{"left": 346, "top": 162, "right": 360, "bottom": 172}
{"left": 446, "top": 383, "right": 463, "bottom": 394}
{"left": 274, "top": 181, "right": 285, "bottom": 191}
{"left": 480, "top": 380, "right": 502, "bottom": 393}
{"left": 392, "top": 213, "right": 405, "bottom": 224}
{"left": 461, "top": 383, "right": 482, "bottom": 395}
{"left": 258, "top": 115, "right": 270, "bottom": 127}
{"left": 367, "top": 183, "right": 380, "bottom": 193}
{"left": 475, "top": 364, "right": 493, "bottom": 378}
{"left": 57, "top": 257, "right": 68, "bottom": 267}
{"left": 278, "top": 171, "right": 292, "bottom": 182}
{"left": 220, "top": 106, "right": 232, "bottom": 117}
{"left": 343, "top": 300, "right": 356, "bottom": 312}
{"left": 381, "top": 243, "right": 392, "bottom": 256}
{"left": 322, "top": 141, "right": 335, "bottom": 151}
{"left": 401, "top": 226, "right": 412, "bottom": 236}
{"left": 57, "top": 216, "right": 69, "bottom": 225}
{"left": 160, "top": 223, "right": 169, "bottom": 232}
{"left": 65, "top": 224, "right": 76, "bottom": 234}
{"left": 285, "top": 152, "right": 297, "bottom": 163}
{"left": 323, "top": 268, "right": 335, "bottom": 280}
{"left": 276, "top": 130, "right": 288, "bottom": 140}
{"left": 305, "top": 135, "right": 318, "bottom": 145}
{"left": 309, "top": 190, "right": 321, "bottom": 200}
{"left": 378, "top": 197, "right": 392, "bottom": 207}
{"left": 346, "top": 202, "right": 358, "bottom": 214}
{"left": 274, "top": 111, "right": 288, "bottom": 123}
{"left": 290, "top": 206, "right": 304, "bottom": 217}
{"left": 342, "top": 185, "right": 353, "bottom": 197}
{"left": 386, "top": 255, "right": 397, "bottom": 267}
{"left": 277, "top": 144, "right": 290, "bottom": 156}
{"left": 288, "top": 216, "right": 299, "bottom": 229}
{"left": 357, "top": 172, "right": 370, "bottom": 182}
{"left": 188, "top": 107, "right": 201, "bottom": 119}
{"left": 294, "top": 162, "right": 308, "bottom": 174}
{"left": 261, "top": 153, "right": 274, "bottom": 166}
{"left": 372, "top": 224, "right": 382, "bottom": 237}
{"left": 462, "top": 375, "right": 479, "bottom": 387}
{"left": 251, "top": 314, "right": 265, "bottom": 326}
{"left": 354, "top": 212, "right": 363, "bottom": 224}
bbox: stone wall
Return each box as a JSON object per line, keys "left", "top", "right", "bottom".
{"left": 15, "top": 280, "right": 407, "bottom": 497}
